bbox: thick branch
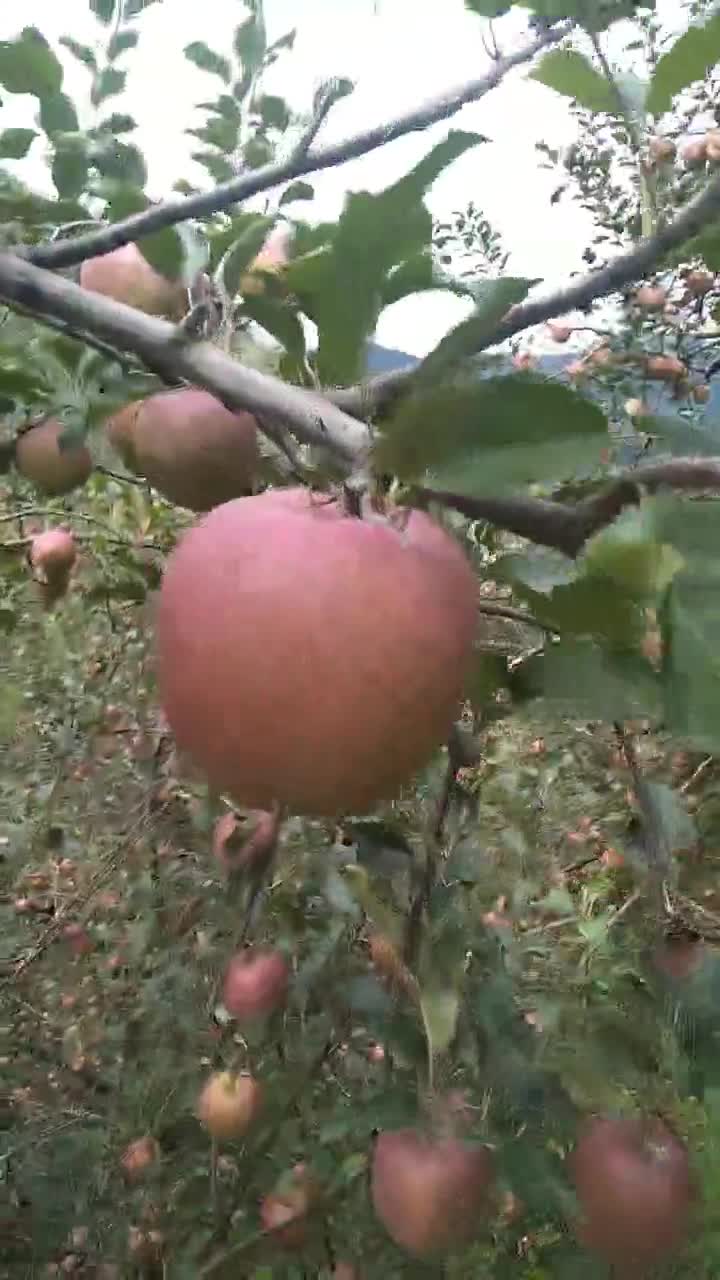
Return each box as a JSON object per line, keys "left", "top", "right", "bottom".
{"left": 420, "top": 456, "right": 720, "bottom": 556}
{"left": 0, "top": 253, "right": 370, "bottom": 462}
{"left": 24, "top": 24, "right": 572, "bottom": 272}
{"left": 334, "top": 172, "right": 720, "bottom": 417}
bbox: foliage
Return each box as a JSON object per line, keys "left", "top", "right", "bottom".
{"left": 4, "top": 0, "right": 720, "bottom": 1275}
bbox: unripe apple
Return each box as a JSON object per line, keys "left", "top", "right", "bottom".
{"left": 196, "top": 1071, "right": 262, "bottom": 1139}
{"left": 371, "top": 1130, "right": 494, "bottom": 1257}
{"left": 570, "top": 1114, "right": 694, "bottom": 1267}
{"left": 121, "top": 1136, "right": 161, "bottom": 1181}
{"left": 222, "top": 948, "right": 290, "bottom": 1022}
{"left": 634, "top": 284, "right": 667, "bottom": 311}
{"left": 681, "top": 138, "right": 707, "bottom": 168}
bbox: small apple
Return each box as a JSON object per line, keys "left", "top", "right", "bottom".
{"left": 685, "top": 270, "right": 714, "bottom": 297}
{"left": 681, "top": 138, "right": 707, "bottom": 168}
{"left": 371, "top": 1129, "right": 494, "bottom": 1257}
{"left": 196, "top": 1071, "right": 262, "bottom": 1139}
{"left": 121, "top": 1135, "right": 161, "bottom": 1181}
{"left": 547, "top": 321, "right": 573, "bottom": 343}
{"left": 648, "top": 136, "right": 676, "bottom": 165}
{"left": 634, "top": 284, "right": 667, "bottom": 311}
{"left": 645, "top": 354, "right": 686, "bottom": 382}
{"left": 692, "top": 382, "right": 711, "bottom": 403}
{"left": 259, "top": 1162, "right": 320, "bottom": 1248}
{"left": 705, "top": 130, "right": 720, "bottom": 164}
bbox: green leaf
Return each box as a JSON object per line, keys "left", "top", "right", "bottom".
{"left": 0, "top": 28, "right": 63, "bottom": 98}
{"left": 465, "top": 0, "right": 512, "bottom": 15}
{"left": 646, "top": 14, "right": 720, "bottom": 116}
{"left": 39, "top": 92, "right": 79, "bottom": 137}
{"left": 123, "top": 0, "right": 161, "bottom": 15}
{"left": 192, "top": 150, "right": 234, "bottom": 183}
{"left": 279, "top": 180, "right": 314, "bottom": 206}
{"left": 418, "top": 277, "right": 533, "bottom": 384}
{"left": 375, "top": 372, "right": 608, "bottom": 485}
{"left": 286, "top": 130, "right": 483, "bottom": 385}
{"left": 91, "top": 65, "right": 126, "bottom": 106}
{"left": 530, "top": 48, "right": 617, "bottom": 114}
{"left": 217, "top": 216, "right": 274, "bottom": 295}
{"left": 643, "top": 414, "right": 720, "bottom": 457}
{"left": 90, "top": 0, "right": 117, "bottom": 22}
{"left": 420, "top": 986, "right": 460, "bottom": 1056}
{"left": 59, "top": 37, "right": 97, "bottom": 72}
{"left": 466, "top": 651, "right": 509, "bottom": 714}
{"left": 92, "top": 139, "right": 146, "bottom": 185}
{"left": 0, "top": 129, "right": 36, "bottom": 160}
{"left": 52, "top": 144, "right": 89, "bottom": 199}
{"left": 537, "top": 638, "right": 662, "bottom": 720}
{"left": 97, "top": 111, "right": 136, "bottom": 135}
{"left": 183, "top": 42, "right": 231, "bottom": 83}
{"left": 241, "top": 295, "right": 306, "bottom": 364}
{"left": 138, "top": 226, "right": 185, "bottom": 282}
{"left": 253, "top": 93, "right": 290, "bottom": 131}
{"left": 100, "top": 179, "right": 148, "bottom": 221}
{"left": 583, "top": 503, "right": 686, "bottom": 599}
{"left": 234, "top": 13, "right": 267, "bottom": 97}
{"left": 107, "top": 29, "right": 139, "bottom": 59}
{"left": 512, "top": 575, "right": 645, "bottom": 647}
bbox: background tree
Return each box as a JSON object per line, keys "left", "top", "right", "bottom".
{"left": 5, "top": 0, "right": 720, "bottom": 1276}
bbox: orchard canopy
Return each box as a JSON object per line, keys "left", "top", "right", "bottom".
{"left": 7, "top": 0, "right": 720, "bottom": 1276}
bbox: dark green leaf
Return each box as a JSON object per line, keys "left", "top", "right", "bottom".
{"left": 264, "top": 28, "right": 296, "bottom": 63}
{"left": 39, "top": 92, "right": 79, "bottom": 137}
{"left": 465, "top": 0, "right": 512, "bottom": 14}
{"left": 107, "top": 29, "right": 139, "bottom": 59}
{"left": 375, "top": 372, "right": 608, "bottom": 483}
{"left": 253, "top": 93, "right": 290, "bottom": 131}
{"left": 89, "top": 0, "right": 116, "bottom": 22}
{"left": 59, "top": 37, "right": 97, "bottom": 72}
{"left": 100, "top": 179, "right": 148, "bottom": 221}
{"left": 466, "top": 650, "right": 510, "bottom": 714}
{"left": 0, "top": 28, "right": 63, "bottom": 98}
{"left": 496, "top": 547, "right": 577, "bottom": 594}
{"left": 243, "top": 135, "right": 273, "bottom": 169}
{"left": 97, "top": 112, "right": 136, "bottom": 135}
{"left": 643, "top": 413, "right": 720, "bottom": 457}
{"left": 512, "top": 575, "right": 645, "bottom": 646}
{"left": 91, "top": 66, "right": 126, "bottom": 106}
{"left": 52, "top": 144, "right": 89, "bottom": 199}
{"left": 197, "top": 94, "right": 242, "bottom": 125}
{"left": 187, "top": 116, "right": 239, "bottom": 154}
{"left": 279, "top": 180, "right": 314, "bottom": 206}
{"left": 184, "top": 41, "right": 230, "bottom": 83}
{"left": 0, "top": 129, "right": 36, "bottom": 160}
{"left": 123, "top": 0, "right": 161, "bottom": 15}
{"left": 92, "top": 139, "right": 146, "bottom": 185}
{"left": 216, "top": 216, "right": 273, "bottom": 295}
{"left": 418, "top": 278, "right": 533, "bottom": 384}
{"left": 531, "top": 49, "right": 617, "bottom": 114}
{"left": 646, "top": 14, "right": 720, "bottom": 116}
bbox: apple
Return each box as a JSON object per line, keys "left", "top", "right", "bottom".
{"left": 570, "top": 1114, "right": 694, "bottom": 1267}
{"left": 196, "top": 1071, "right": 262, "bottom": 1139}
{"left": 371, "top": 1129, "right": 494, "bottom": 1257}
{"left": 222, "top": 948, "right": 290, "bottom": 1022}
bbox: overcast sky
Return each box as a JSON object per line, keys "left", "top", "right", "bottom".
{"left": 0, "top": 1, "right": 643, "bottom": 354}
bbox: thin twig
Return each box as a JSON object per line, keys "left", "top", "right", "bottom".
{"left": 25, "top": 25, "right": 572, "bottom": 272}
{"left": 679, "top": 755, "right": 714, "bottom": 794}
{"left": 477, "top": 600, "right": 549, "bottom": 627}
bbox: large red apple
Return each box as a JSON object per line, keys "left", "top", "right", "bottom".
{"left": 80, "top": 241, "right": 187, "bottom": 319}
{"left": 16, "top": 419, "right": 92, "bottom": 495}
{"left": 156, "top": 489, "right": 477, "bottom": 817}
{"left": 570, "top": 1114, "right": 694, "bottom": 1267}
{"left": 370, "top": 1130, "right": 494, "bottom": 1257}
{"left": 222, "top": 948, "right": 290, "bottom": 1022}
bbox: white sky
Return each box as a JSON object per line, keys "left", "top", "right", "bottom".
{"left": 0, "top": 1, "right": 648, "bottom": 354}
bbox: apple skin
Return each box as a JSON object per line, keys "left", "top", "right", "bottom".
{"left": 371, "top": 1129, "right": 494, "bottom": 1258}
{"left": 196, "top": 1071, "right": 262, "bottom": 1139}
{"left": 570, "top": 1114, "right": 695, "bottom": 1267}
{"left": 259, "top": 1163, "right": 320, "bottom": 1248}
{"left": 222, "top": 948, "right": 290, "bottom": 1023}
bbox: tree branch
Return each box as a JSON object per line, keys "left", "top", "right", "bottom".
{"left": 0, "top": 252, "right": 370, "bottom": 462}
{"left": 419, "top": 456, "right": 720, "bottom": 557}
{"left": 333, "top": 172, "right": 720, "bottom": 418}
{"left": 23, "top": 24, "right": 572, "bottom": 272}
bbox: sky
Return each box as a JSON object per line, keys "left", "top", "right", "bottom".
{"left": 0, "top": 0, "right": 637, "bottom": 355}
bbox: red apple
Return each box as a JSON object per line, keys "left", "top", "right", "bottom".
{"left": 196, "top": 1071, "right": 262, "bottom": 1139}
{"left": 222, "top": 948, "right": 290, "bottom": 1022}
{"left": 570, "top": 1114, "right": 694, "bottom": 1267}
{"left": 371, "top": 1129, "right": 494, "bottom": 1257}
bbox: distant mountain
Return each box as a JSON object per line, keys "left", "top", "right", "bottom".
{"left": 365, "top": 342, "right": 420, "bottom": 375}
